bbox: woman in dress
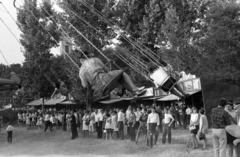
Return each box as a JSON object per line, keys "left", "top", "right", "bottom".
{"left": 111, "top": 111, "right": 118, "bottom": 140}
{"left": 198, "top": 109, "right": 208, "bottom": 150}
{"left": 82, "top": 110, "right": 91, "bottom": 137}
{"left": 79, "top": 51, "right": 146, "bottom": 98}
{"left": 105, "top": 114, "right": 112, "bottom": 140}
{"left": 189, "top": 107, "right": 200, "bottom": 149}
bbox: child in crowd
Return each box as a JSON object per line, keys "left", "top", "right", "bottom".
{"left": 6, "top": 122, "right": 15, "bottom": 143}
{"left": 36, "top": 115, "right": 43, "bottom": 129}
{"left": 111, "top": 111, "right": 118, "bottom": 140}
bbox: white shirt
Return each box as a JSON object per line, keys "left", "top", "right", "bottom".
{"left": 186, "top": 108, "right": 192, "bottom": 115}
{"left": 94, "top": 112, "right": 98, "bottom": 122}
{"left": 45, "top": 114, "right": 50, "bottom": 121}
{"left": 163, "top": 113, "right": 174, "bottom": 124}
{"left": 147, "top": 112, "right": 160, "bottom": 125}
{"left": 135, "top": 111, "right": 142, "bottom": 121}
{"left": 98, "top": 113, "right": 103, "bottom": 121}
{"left": 126, "top": 110, "right": 131, "bottom": 120}
{"left": 190, "top": 113, "right": 199, "bottom": 125}
{"left": 118, "top": 111, "right": 125, "bottom": 122}
{"left": 6, "top": 125, "right": 14, "bottom": 132}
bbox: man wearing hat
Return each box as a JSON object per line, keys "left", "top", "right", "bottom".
{"left": 79, "top": 50, "right": 146, "bottom": 98}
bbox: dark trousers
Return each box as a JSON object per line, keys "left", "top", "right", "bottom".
{"left": 129, "top": 122, "right": 135, "bottom": 141}
{"left": 148, "top": 123, "right": 157, "bottom": 147}
{"left": 71, "top": 124, "right": 78, "bottom": 139}
{"left": 44, "top": 121, "right": 52, "bottom": 132}
{"left": 162, "top": 123, "right": 171, "bottom": 144}
{"left": 186, "top": 115, "right": 191, "bottom": 126}
{"left": 7, "top": 131, "right": 12, "bottom": 143}
{"left": 117, "top": 121, "right": 124, "bottom": 140}
{"left": 181, "top": 115, "right": 186, "bottom": 129}
{"left": 97, "top": 121, "right": 103, "bottom": 138}
{"left": 172, "top": 115, "right": 176, "bottom": 129}
{"left": 63, "top": 122, "right": 67, "bottom": 131}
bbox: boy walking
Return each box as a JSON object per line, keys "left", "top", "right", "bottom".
{"left": 6, "top": 122, "right": 15, "bottom": 143}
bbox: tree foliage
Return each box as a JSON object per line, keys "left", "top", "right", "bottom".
{"left": 10, "top": 0, "right": 240, "bottom": 109}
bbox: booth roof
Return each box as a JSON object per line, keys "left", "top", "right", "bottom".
{"left": 25, "top": 98, "right": 46, "bottom": 106}
{"left": 44, "top": 98, "right": 66, "bottom": 105}
{"left": 58, "top": 101, "right": 77, "bottom": 105}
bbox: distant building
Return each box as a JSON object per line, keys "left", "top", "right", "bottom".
{"left": 60, "top": 35, "right": 72, "bottom": 59}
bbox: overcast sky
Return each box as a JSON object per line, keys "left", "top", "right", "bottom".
{"left": 0, "top": 0, "right": 59, "bottom": 66}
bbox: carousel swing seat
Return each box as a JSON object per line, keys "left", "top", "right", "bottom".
{"left": 149, "top": 67, "right": 178, "bottom": 93}
{"left": 91, "top": 69, "right": 124, "bottom": 97}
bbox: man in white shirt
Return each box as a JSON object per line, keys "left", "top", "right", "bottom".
{"left": 162, "top": 107, "right": 174, "bottom": 144}
{"left": 97, "top": 109, "right": 103, "bottom": 139}
{"left": 118, "top": 109, "right": 125, "bottom": 140}
{"left": 44, "top": 112, "right": 52, "bottom": 132}
{"left": 147, "top": 107, "right": 160, "bottom": 148}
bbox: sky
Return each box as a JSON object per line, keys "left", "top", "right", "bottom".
{"left": 0, "top": 0, "right": 59, "bottom": 66}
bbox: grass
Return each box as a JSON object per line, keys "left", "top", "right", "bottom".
{"left": 0, "top": 126, "right": 214, "bottom": 157}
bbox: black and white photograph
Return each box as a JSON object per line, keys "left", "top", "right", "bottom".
{"left": 0, "top": 0, "right": 240, "bottom": 157}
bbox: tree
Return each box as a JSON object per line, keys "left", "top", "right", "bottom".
{"left": 16, "top": 0, "right": 61, "bottom": 98}
{"left": 196, "top": 1, "right": 240, "bottom": 85}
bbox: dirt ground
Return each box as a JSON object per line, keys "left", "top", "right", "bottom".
{"left": 0, "top": 126, "right": 214, "bottom": 157}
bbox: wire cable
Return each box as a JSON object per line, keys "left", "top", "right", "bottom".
{"left": 0, "top": 49, "right": 10, "bottom": 66}
{"left": 0, "top": 17, "right": 21, "bottom": 44}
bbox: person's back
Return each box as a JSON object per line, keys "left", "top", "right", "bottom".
{"left": 211, "top": 107, "right": 231, "bottom": 129}
{"left": 211, "top": 98, "right": 232, "bottom": 157}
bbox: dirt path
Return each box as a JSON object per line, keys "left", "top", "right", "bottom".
{"left": 0, "top": 126, "right": 214, "bottom": 157}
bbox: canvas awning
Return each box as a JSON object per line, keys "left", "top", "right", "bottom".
{"left": 44, "top": 98, "right": 66, "bottom": 105}
{"left": 158, "top": 94, "right": 180, "bottom": 101}
{"left": 57, "top": 101, "right": 77, "bottom": 105}
{"left": 144, "top": 96, "right": 166, "bottom": 100}
{"left": 99, "top": 97, "right": 133, "bottom": 104}
{"left": 157, "top": 90, "right": 201, "bottom": 101}
{"left": 26, "top": 99, "right": 46, "bottom": 106}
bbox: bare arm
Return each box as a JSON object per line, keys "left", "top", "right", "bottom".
{"left": 79, "top": 73, "right": 88, "bottom": 88}
{"left": 169, "top": 115, "right": 174, "bottom": 126}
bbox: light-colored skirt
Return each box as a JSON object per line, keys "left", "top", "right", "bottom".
{"left": 82, "top": 120, "right": 89, "bottom": 131}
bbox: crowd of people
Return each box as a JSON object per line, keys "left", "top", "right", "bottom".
{"left": 15, "top": 102, "right": 210, "bottom": 149}
{"left": 13, "top": 97, "right": 240, "bottom": 157}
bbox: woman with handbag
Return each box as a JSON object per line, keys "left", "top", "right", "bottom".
{"left": 189, "top": 107, "right": 200, "bottom": 149}
{"left": 198, "top": 109, "right": 208, "bottom": 150}
{"left": 82, "top": 110, "right": 91, "bottom": 137}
